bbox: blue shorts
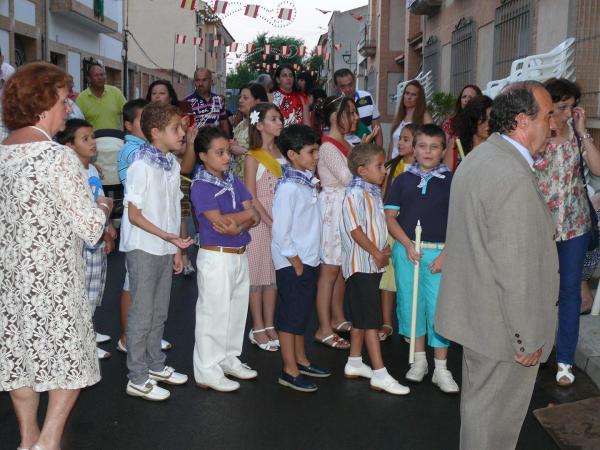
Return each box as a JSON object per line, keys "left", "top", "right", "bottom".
{"left": 276, "top": 264, "right": 319, "bottom": 335}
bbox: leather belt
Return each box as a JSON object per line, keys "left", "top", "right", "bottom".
{"left": 413, "top": 241, "right": 445, "bottom": 250}
{"left": 200, "top": 245, "right": 246, "bottom": 254}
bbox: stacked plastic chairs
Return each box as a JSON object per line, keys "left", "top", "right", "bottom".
{"left": 394, "top": 70, "right": 434, "bottom": 111}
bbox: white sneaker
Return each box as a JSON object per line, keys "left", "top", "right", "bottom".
{"left": 149, "top": 366, "right": 188, "bottom": 385}
{"left": 96, "top": 332, "right": 110, "bottom": 344}
{"left": 222, "top": 362, "right": 258, "bottom": 380}
{"left": 196, "top": 376, "right": 240, "bottom": 392}
{"left": 96, "top": 347, "right": 111, "bottom": 360}
{"left": 406, "top": 361, "right": 428, "bottom": 382}
{"left": 344, "top": 362, "right": 373, "bottom": 379}
{"left": 432, "top": 368, "right": 460, "bottom": 393}
{"left": 161, "top": 339, "right": 172, "bottom": 351}
{"left": 370, "top": 374, "right": 410, "bottom": 395}
{"left": 126, "top": 379, "right": 170, "bottom": 401}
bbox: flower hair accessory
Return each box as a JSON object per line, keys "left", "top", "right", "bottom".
{"left": 249, "top": 110, "right": 260, "bottom": 125}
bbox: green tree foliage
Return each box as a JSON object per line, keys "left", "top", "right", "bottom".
{"left": 428, "top": 91, "right": 456, "bottom": 125}
{"left": 226, "top": 63, "right": 258, "bottom": 90}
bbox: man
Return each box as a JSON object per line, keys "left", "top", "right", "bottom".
{"left": 185, "top": 68, "right": 231, "bottom": 136}
{"left": 435, "top": 81, "right": 559, "bottom": 450}
{"left": 76, "top": 62, "right": 126, "bottom": 130}
{"left": 0, "top": 48, "right": 15, "bottom": 100}
{"left": 334, "top": 68, "right": 383, "bottom": 147}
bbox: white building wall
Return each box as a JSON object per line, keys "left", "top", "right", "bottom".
{"left": 79, "top": 0, "right": 123, "bottom": 30}
{"left": 68, "top": 50, "right": 81, "bottom": 90}
{"left": 0, "top": 0, "right": 8, "bottom": 17}
{"left": 14, "top": 0, "right": 36, "bottom": 27}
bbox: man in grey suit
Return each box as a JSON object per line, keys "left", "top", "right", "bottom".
{"left": 435, "top": 81, "right": 559, "bottom": 450}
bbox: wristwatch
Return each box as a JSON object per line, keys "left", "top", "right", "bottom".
{"left": 582, "top": 132, "right": 593, "bottom": 141}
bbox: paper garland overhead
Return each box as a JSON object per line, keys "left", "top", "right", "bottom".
{"left": 180, "top": 0, "right": 298, "bottom": 28}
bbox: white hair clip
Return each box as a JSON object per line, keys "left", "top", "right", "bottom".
{"left": 250, "top": 110, "right": 260, "bottom": 125}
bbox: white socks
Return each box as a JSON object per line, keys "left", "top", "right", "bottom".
{"left": 434, "top": 358, "right": 447, "bottom": 370}
{"left": 347, "top": 356, "right": 363, "bottom": 369}
{"left": 413, "top": 352, "right": 427, "bottom": 364}
{"left": 373, "top": 367, "right": 389, "bottom": 379}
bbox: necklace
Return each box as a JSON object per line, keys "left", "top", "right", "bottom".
{"left": 28, "top": 126, "right": 53, "bottom": 141}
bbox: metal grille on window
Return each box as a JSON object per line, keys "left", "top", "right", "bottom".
{"left": 423, "top": 35, "right": 440, "bottom": 92}
{"left": 493, "top": 0, "right": 532, "bottom": 79}
{"left": 451, "top": 17, "right": 475, "bottom": 96}
{"left": 569, "top": 0, "right": 600, "bottom": 122}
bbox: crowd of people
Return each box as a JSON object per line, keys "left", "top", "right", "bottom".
{"left": 1, "top": 57, "right": 599, "bottom": 450}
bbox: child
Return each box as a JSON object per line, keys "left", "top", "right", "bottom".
{"left": 120, "top": 102, "right": 192, "bottom": 401}
{"left": 340, "top": 143, "right": 410, "bottom": 395}
{"left": 56, "top": 119, "right": 117, "bottom": 360}
{"left": 379, "top": 123, "right": 419, "bottom": 342}
{"left": 272, "top": 124, "right": 330, "bottom": 393}
{"left": 244, "top": 103, "right": 285, "bottom": 351}
{"left": 384, "top": 124, "right": 459, "bottom": 394}
{"left": 191, "top": 126, "right": 261, "bottom": 393}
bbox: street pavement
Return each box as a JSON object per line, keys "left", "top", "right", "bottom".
{"left": 1, "top": 251, "right": 597, "bottom": 449}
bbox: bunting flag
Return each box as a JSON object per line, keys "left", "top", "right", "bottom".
{"left": 175, "top": 34, "right": 187, "bottom": 44}
{"left": 244, "top": 4, "right": 260, "bottom": 18}
{"left": 278, "top": 7, "right": 293, "bottom": 20}
{"left": 275, "top": 54, "right": 280, "bottom": 61}
{"left": 293, "top": 64, "right": 299, "bottom": 70}
{"left": 262, "top": 53, "right": 267, "bottom": 61}
{"left": 263, "top": 44, "right": 272, "bottom": 54}
{"left": 212, "top": 39, "right": 221, "bottom": 48}
{"left": 350, "top": 13, "right": 364, "bottom": 21}
{"left": 333, "top": 43, "right": 342, "bottom": 50}
{"left": 281, "top": 45, "right": 291, "bottom": 56}
{"left": 180, "top": 0, "right": 196, "bottom": 10}
{"left": 245, "top": 43, "right": 255, "bottom": 53}
{"left": 229, "top": 42, "right": 240, "bottom": 52}
{"left": 297, "top": 45, "right": 306, "bottom": 56}
{"left": 316, "top": 8, "right": 331, "bottom": 14}
{"left": 213, "top": 0, "right": 228, "bottom": 14}
{"left": 193, "top": 36, "right": 203, "bottom": 46}
{"left": 314, "top": 45, "right": 325, "bottom": 56}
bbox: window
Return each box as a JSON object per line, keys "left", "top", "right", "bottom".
{"left": 451, "top": 17, "right": 475, "bottom": 96}
{"left": 423, "top": 35, "right": 440, "bottom": 91}
{"left": 493, "top": 0, "right": 532, "bottom": 79}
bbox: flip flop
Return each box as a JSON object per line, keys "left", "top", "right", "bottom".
{"left": 378, "top": 324, "right": 394, "bottom": 342}
{"left": 333, "top": 321, "right": 352, "bottom": 334}
{"left": 315, "top": 333, "right": 350, "bottom": 350}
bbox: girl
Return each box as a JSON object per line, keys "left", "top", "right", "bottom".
{"left": 244, "top": 103, "right": 285, "bottom": 351}
{"left": 272, "top": 64, "right": 310, "bottom": 128}
{"left": 388, "top": 80, "right": 432, "bottom": 160}
{"left": 379, "top": 123, "right": 420, "bottom": 341}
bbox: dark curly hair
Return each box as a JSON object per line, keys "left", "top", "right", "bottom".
{"left": 2, "top": 62, "right": 69, "bottom": 130}
{"left": 544, "top": 78, "right": 581, "bottom": 104}
{"left": 454, "top": 95, "right": 493, "bottom": 154}
{"left": 146, "top": 80, "right": 179, "bottom": 106}
{"left": 273, "top": 63, "right": 298, "bottom": 92}
{"left": 140, "top": 102, "right": 181, "bottom": 142}
{"left": 240, "top": 82, "right": 268, "bottom": 102}
{"left": 450, "top": 84, "right": 482, "bottom": 120}
{"left": 489, "top": 81, "right": 544, "bottom": 135}
{"left": 194, "top": 126, "right": 229, "bottom": 157}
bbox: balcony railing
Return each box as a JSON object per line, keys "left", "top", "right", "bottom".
{"left": 357, "top": 22, "right": 376, "bottom": 57}
{"left": 50, "top": 0, "right": 119, "bottom": 33}
{"left": 408, "top": 0, "right": 442, "bottom": 16}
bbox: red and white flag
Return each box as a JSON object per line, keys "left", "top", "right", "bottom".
{"left": 229, "top": 42, "right": 240, "bottom": 53}
{"left": 278, "top": 7, "right": 293, "bottom": 20}
{"left": 245, "top": 44, "right": 255, "bottom": 53}
{"left": 350, "top": 13, "right": 364, "bottom": 21}
{"left": 244, "top": 4, "right": 260, "bottom": 18}
{"left": 213, "top": 0, "right": 228, "bottom": 14}
{"left": 262, "top": 53, "right": 267, "bottom": 61}
{"left": 212, "top": 39, "right": 221, "bottom": 48}
{"left": 263, "top": 44, "right": 272, "bottom": 55}
{"left": 175, "top": 34, "right": 187, "bottom": 44}
{"left": 193, "top": 36, "right": 203, "bottom": 46}
{"left": 314, "top": 45, "right": 325, "bottom": 56}
{"left": 281, "top": 45, "right": 291, "bottom": 56}
{"left": 180, "top": 0, "right": 196, "bottom": 10}
{"left": 297, "top": 45, "right": 306, "bottom": 56}
{"left": 275, "top": 54, "right": 280, "bottom": 61}
{"left": 333, "top": 43, "right": 342, "bottom": 50}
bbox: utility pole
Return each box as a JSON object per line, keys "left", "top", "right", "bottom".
{"left": 122, "top": 0, "right": 129, "bottom": 98}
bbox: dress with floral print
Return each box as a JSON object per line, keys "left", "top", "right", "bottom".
{"left": 272, "top": 89, "right": 304, "bottom": 128}
{"left": 533, "top": 127, "right": 590, "bottom": 241}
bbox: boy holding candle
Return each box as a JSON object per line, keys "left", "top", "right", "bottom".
{"left": 384, "top": 124, "right": 459, "bottom": 394}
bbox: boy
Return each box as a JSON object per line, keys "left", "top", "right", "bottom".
{"left": 340, "top": 143, "right": 410, "bottom": 395}
{"left": 190, "top": 126, "right": 260, "bottom": 392}
{"left": 272, "top": 124, "right": 330, "bottom": 393}
{"left": 384, "top": 124, "right": 459, "bottom": 394}
{"left": 120, "top": 102, "right": 193, "bottom": 401}
{"left": 56, "top": 119, "right": 117, "bottom": 360}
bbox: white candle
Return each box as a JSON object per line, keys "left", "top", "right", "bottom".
{"left": 409, "top": 220, "right": 422, "bottom": 364}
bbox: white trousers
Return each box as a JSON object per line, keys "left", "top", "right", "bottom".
{"left": 193, "top": 248, "right": 250, "bottom": 383}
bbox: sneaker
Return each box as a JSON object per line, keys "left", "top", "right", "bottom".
{"left": 196, "top": 376, "right": 240, "bottom": 392}
{"left": 344, "top": 362, "right": 373, "bottom": 379}
{"left": 149, "top": 366, "right": 188, "bottom": 385}
{"left": 432, "top": 368, "right": 460, "bottom": 393}
{"left": 222, "top": 362, "right": 258, "bottom": 380}
{"left": 96, "top": 332, "right": 110, "bottom": 344}
{"left": 406, "top": 361, "right": 428, "bottom": 382}
{"left": 97, "top": 347, "right": 111, "bottom": 360}
{"left": 117, "top": 339, "right": 127, "bottom": 353}
{"left": 370, "top": 374, "right": 410, "bottom": 395}
{"left": 278, "top": 371, "right": 318, "bottom": 393}
{"left": 297, "top": 363, "right": 331, "bottom": 378}
{"left": 126, "top": 379, "right": 170, "bottom": 401}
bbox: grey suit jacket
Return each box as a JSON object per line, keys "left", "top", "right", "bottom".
{"left": 435, "top": 133, "right": 559, "bottom": 363}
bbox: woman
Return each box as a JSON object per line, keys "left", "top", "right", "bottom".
{"left": 271, "top": 64, "right": 310, "bottom": 128}
{"left": 388, "top": 80, "right": 432, "bottom": 160}
{"left": 533, "top": 78, "right": 600, "bottom": 387}
{"left": 453, "top": 94, "right": 492, "bottom": 156}
{"left": 442, "top": 84, "right": 481, "bottom": 169}
{"left": 0, "top": 62, "right": 111, "bottom": 450}
{"left": 146, "top": 79, "right": 179, "bottom": 106}
{"left": 230, "top": 82, "right": 269, "bottom": 179}
{"left": 314, "top": 96, "right": 360, "bottom": 349}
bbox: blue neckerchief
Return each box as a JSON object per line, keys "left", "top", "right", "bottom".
{"left": 406, "top": 162, "right": 450, "bottom": 195}
{"left": 130, "top": 143, "right": 174, "bottom": 171}
{"left": 192, "top": 166, "right": 237, "bottom": 209}
{"left": 276, "top": 164, "right": 318, "bottom": 193}
{"left": 348, "top": 176, "right": 382, "bottom": 199}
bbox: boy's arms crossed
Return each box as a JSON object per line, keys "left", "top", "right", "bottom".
{"left": 202, "top": 200, "right": 260, "bottom": 236}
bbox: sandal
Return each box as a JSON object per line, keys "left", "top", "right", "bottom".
{"left": 264, "top": 326, "right": 280, "bottom": 346}
{"left": 333, "top": 321, "right": 352, "bottom": 334}
{"left": 315, "top": 333, "right": 350, "bottom": 350}
{"left": 556, "top": 363, "right": 575, "bottom": 386}
{"left": 249, "top": 328, "right": 279, "bottom": 352}
{"left": 378, "top": 324, "right": 394, "bottom": 342}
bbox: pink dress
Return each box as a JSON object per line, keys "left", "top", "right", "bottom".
{"left": 247, "top": 159, "right": 284, "bottom": 286}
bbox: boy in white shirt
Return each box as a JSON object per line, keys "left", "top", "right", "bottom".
{"left": 120, "top": 102, "right": 193, "bottom": 401}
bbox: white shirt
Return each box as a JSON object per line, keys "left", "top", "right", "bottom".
{"left": 500, "top": 134, "right": 534, "bottom": 168}
{"left": 67, "top": 98, "right": 85, "bottom": 120}
{"left": 119, "top": 157, "right": 182, "bottom": 255}
{"left": 391, "top": 121, "right": 410, "bottom": 159}
{"left": 0, "top": 61, "right": 15, "bottom": 99}
{"left": 271, "top": 180, "right": 322, "bottom": 269}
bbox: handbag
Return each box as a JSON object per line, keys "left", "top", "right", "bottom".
{"left": 574, "top": 125, "right": 600, "bottom": 251}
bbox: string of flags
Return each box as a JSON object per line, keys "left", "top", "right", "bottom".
{"left": 180, "top": 1, "right": 298, "bottom": 29}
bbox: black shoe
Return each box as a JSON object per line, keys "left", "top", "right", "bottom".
{"left": 297, "top": 363, "right": 332, "bottom": 378}
{"left": 278, "top": 371, "right": 318, "bottom": 392}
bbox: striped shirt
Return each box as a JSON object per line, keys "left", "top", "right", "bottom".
{"left": 340, "top": 181, "right": 387, "bottom": 278}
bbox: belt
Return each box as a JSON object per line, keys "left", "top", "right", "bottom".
{"left": 413, "top": 241, "right": 445, "bottom": 250}
{"left": 200, "top": 245, "right": 246, "bottom": 254}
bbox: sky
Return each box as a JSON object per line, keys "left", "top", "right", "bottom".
{"left": 218, "top": 0, "right": 369, "bottom": 71}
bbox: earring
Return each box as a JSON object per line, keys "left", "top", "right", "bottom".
{"left": 40, "top": 113, "right": 47, "bottom": 120}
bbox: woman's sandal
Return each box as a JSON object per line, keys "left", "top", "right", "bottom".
{"left": 378, "top": 324, "right": 394, "bottom": 342}
{"left": 263, "top": 326, "right": 280, "bottom": 346}
{"left": 333, "top": 321, "right": 352, "bottom": 335}
{"left": 249, "top": 328, "right": 279, "bottom": 352}
{"left": 556, "top": 363, "right": 575, "bottom": 386}
{"left": 315, "top": 333, "right": 350, "bottom": 349}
